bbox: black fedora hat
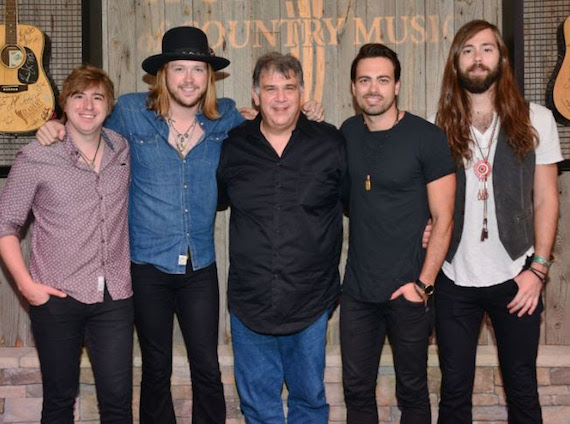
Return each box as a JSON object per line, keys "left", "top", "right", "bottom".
{"left": 142, "top": 26, "right": 230, "bottom": 75}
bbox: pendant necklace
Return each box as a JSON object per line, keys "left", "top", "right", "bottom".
{"left": 365, "top": 108, "right": 400, "bottom": 192}
{"left": 168, "top": 116, "right": 198, "bottom": 155}
{"left": 470, "top": 113, "right": 499, "bottom": 242}
{"left": 76, "top": 137, "right": 102, "bottom": 171}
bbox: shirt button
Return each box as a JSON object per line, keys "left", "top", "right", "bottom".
{"left": 186, "top": 233, "right": 190, "bottom": 237}
{"left": 276, "top": 162, "right": 282, "bottom": 167}
{"left": 184, "top": 209, "right": 189, "bottom": 213}
{"left": 184, "top": 184, "right": 188, "bottom": 189}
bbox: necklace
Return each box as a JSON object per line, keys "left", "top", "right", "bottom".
{"left": 470, "top": 112, "right": 499, "bottom": 241}
{"left": 365, "top": 108, "right": 400, "bottom": 192}
{"left": 168, "top": 116, "right": 198, "bottom": 155}
{"left": 393, "top": 108, "right": 401, "bottom": 126}
{"left": 76, "top": 137, "right": 102, "bottom": 171}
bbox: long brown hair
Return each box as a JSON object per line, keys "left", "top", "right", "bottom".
{"left": 435, "top": 20, "right": 537, "bottom": 164}
{"left": 146, "top": 62, "right": 220, "bottom": 120}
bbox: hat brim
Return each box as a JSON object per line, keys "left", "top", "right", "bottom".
{"left": 142, "top": 53, "right": 230, "bottom": 75}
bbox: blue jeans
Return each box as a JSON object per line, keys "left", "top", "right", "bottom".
{"left": 435, "top": 271, "right": 542, "bottom": 424}
{"left": 30, "top": 290, "right": 134, "bottom": 424}
{"left": 340, "top": 292, "right": 433, "bottom": 424}
{"left": 231, "top": 311, "right": 329, "bottom": 424}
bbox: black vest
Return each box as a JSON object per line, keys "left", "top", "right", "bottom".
{"left": 446, "top": 130, "right": 536, "bottom": 262}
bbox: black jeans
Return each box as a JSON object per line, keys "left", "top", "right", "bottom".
{"left": 131, "top": 262, "right": 224, "bottom": 424}
{"left": 340, "top": 292, "right": 433, "bottom": 424}
{"left": 435, "top": 272, "right": 542, "bottom": 424}
{"left": 30, "top": 290, "right": 134, "bottom": 424}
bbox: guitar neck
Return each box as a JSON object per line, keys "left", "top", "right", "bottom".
{"left": 4, "top": 0, "right": 18, "bottom": 45}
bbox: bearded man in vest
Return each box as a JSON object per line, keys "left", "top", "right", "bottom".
{"left": 433, "top": 20, "right": 562, "bottom": 424}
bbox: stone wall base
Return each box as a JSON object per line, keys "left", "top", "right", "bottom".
{"left": 1, "top": 345, "right": 570, "bottom": 423}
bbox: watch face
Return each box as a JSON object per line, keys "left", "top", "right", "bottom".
{"left": 425, "top": 285, "right": 435, "bottom": 296}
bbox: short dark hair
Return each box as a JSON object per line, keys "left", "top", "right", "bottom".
{"left": 350, "top": 43, "right": 401, "bottom": 82}
{"left": 253, "top": 52, "right": 304, "bottom": 93}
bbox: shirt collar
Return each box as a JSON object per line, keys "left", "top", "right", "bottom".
{"left": 247, "top": 110, "right": 316, "bottom": 139}
{"left": 62, "top": 124, "right": 117, "bottom": 165}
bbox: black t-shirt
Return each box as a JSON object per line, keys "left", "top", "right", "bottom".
{"left": 340, "top": 112, "right": 455, "bottom": 303}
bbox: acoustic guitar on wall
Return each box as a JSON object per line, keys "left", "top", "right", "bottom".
{"left": 551, "top": 15, "right": 570, "bottom": 124}
{"left": 0, "top": 0, "right": 54, "bottom": 134}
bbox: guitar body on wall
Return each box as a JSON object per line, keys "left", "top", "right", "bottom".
{"left": 548, "top": 15, "right": 570, "bottom": 126}
{"left": 0, "top": 0, "right": 55, "bottom": 134}
{"left": 553, "top": 16, "right": 570, "bottom": 123}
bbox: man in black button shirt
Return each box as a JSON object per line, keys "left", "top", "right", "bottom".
{"left": 339, "top": 44, "right": 456, "bottom": 423}
{"left": 217, "top": 52, "right": 347, "bottom": 424}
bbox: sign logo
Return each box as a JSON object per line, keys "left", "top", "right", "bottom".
{"left": 138, "top": 1, "right": 452, "bottom": 101}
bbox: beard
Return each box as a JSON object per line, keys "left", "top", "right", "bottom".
{"left": 458, "top": 63, "right": 502, "bottom": 94}
{"left": 169, "top": 88, "right": 205, "bottom": 109}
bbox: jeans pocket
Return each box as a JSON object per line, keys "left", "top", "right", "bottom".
{"left": 30, "top": 295, "right": 54, "bottom": 309}
{"left": 507, "top": 278, "right": 520, "bottom": 297}
{"left": 396, "top": 293, "right": 425, "bottom": 307}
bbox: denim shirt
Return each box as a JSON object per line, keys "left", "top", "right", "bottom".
{"left": 105, "top": 93, "right": 245, "bottom": 273}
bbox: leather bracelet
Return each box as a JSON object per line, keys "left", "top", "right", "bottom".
{"left": 530, "top": 266, "right": 547, "bottom": 277}
{"left": 527, "top": 267, "right": 547, "bottom": 284}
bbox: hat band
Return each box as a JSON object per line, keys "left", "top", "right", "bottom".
{"left": 171, "top": 48, "right": 215, "bottom": 57}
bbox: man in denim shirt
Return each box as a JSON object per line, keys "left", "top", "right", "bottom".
{"left": 37, "top": 26, "right": 323, "bottom": 424}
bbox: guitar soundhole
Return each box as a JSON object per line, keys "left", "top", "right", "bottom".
{"left": 18, "top": 47, "right": 39, "bottom": 84}
{"left": 0, "top": 44, "right": 25, "bottom": 68}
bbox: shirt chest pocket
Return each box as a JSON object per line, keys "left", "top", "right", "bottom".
{"left": 100, "top": 163, "right": 130, "bottom": 196}
{"left": 192, "top": 133, "right": 224, "bottom": 165}
{"left": 131, "top": 132, "right": 163, "bottom": 168}
{"left": 297, "top": 170, "right": 339, "bottom": 210}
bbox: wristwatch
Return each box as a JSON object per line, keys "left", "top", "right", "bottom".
{"left": 415, "top": 278, "right": 434, "bottom": 296}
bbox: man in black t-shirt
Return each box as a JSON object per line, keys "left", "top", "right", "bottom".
{"left": 339, "top": 44, "right": 456, "bottom": 423}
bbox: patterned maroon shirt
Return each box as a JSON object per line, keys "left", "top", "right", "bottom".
{"left": 0, "top": 127, "right": 132, "bottom": 304}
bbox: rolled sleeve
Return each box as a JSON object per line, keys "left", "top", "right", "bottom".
{"left": 0, "top": 149, "right": 38, "bottom": 238}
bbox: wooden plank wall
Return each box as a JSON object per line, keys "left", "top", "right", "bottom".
{"left": 2, "top": 0, "right": 569, "bottom": 347}
{"left": 99, "top": 0, "right": 499, "bottom": 346}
